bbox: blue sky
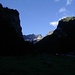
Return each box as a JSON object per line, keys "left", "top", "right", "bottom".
{"left": 0, "top": 0, "right": 75, "bottom": 36}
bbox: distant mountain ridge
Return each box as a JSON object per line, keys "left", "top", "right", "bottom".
{"left": 23, "top": 31, "right": 54, "bottom": 43}
{"left": 46, "top": 31, "right": 54, "bottom": 36}
{"left": 23, "top": 34, "right": 43, "bottom": 43}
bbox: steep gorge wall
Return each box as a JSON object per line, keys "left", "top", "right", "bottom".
{"left": 35, "top": 17, "right": 75, "bottom": 54}
{"left": 0, "top": 4, "right": 33, "bottom": 56}
{"left": 0, "top": 4, "right": 23, "bottom": 38}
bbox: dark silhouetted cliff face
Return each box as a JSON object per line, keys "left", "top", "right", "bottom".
{"left": 56, "top": 17, "right": 75, "bottom": 53}
{"left": 35, "top": 17, "right": 75, "bottom": 54}
{"left": 0, "top": 4, "right": 23, "bottom": 38}
{"left": 0, "top": 4, "right": 33, "bottom": 56}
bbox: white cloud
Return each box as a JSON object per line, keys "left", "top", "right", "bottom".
{"left": 66, "top": 0, "right": 72, "bottom": 5}
{"left": 50, "top": 21, "right": 58, "bottom": 27}
{"left": 54, "top": 0, "right": 60, "bottom": 2}
{"left": 59, "top": 7, "right": 66, "bottom": 13}
{"left": 50, "top": 16, "right": 67, "bottom": 27}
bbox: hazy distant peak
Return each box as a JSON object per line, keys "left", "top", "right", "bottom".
{"left": 23, "top": 34, "right": 43, "bottom": 43}
{"left": 46, "top": 31, "right": 54, "bottom": 36}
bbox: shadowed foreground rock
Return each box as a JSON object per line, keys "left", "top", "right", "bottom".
{"left": 0, "top": 4, "right": 33, "bottom": 56}
{"left": 35, "top": 17, "right": 75, "bottom": 54}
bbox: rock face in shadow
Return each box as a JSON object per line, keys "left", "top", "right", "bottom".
{"left": 35, "top": 17, "right": 75, "bottom": 54}
{"left": 57, "top": 17, "right": 75, "bottom": 53}
{"left": 0, "top": 4, "right": 33, "bottom": 56}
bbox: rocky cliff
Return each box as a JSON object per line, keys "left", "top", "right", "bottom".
{"left": 0, "top": 4, "right": 33, "bottom": 56}
{"left": 57, "top": 17, "right": 75, "bottom": 53}
{"left": 0, "top": 4, "right": 23, "bottom": 38}
{"left": 35, "top": 16, "right": 75, "bottom": 54}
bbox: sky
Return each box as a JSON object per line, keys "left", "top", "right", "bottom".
{"left": 0, "top": 0, "right": 75, "bottom": 36}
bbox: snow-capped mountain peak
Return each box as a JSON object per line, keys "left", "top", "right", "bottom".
{"left": 23, "top": 34, "right": 43, "bottom": 43}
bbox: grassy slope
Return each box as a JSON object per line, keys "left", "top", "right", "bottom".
{"left": 0, "top": 54, "right": 75, "bottom": 75}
